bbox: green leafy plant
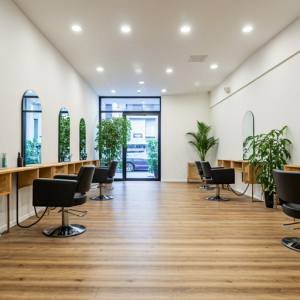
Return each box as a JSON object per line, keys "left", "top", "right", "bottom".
{"left": 59, "top": 116, "right": 70, "bottom": 162}
{"left": 187, "top": 121, "right": 219, "bottom": 161}
{"left": 25, "top": 139, "right": 41, "bottom": 164}
{"left": 147, "top": 139, "right": 158, "bottom": 173}
{"left": 245, "top": 126, "right": 291, "bottom": 195}
{"left": 95, "top": 117, "right": 131, "bottom": 166}
{"left": 80, "top": 118, "right": 87, "bottom": 160}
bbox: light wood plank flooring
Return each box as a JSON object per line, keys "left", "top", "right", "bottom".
{"left": 1, "top": 182, "right": 300, "bottom": 299}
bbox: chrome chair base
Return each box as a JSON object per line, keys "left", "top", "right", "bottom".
{"left": 43, "top": 224, "right": 86, "bottom": 237}
{"left": 282, "top": 237, "right": 300, "bottom": 252}
{"left": 90, "top": 195, "right": 113, "bottom": 201}
{"left": 199, "top": 186, "right": 216, "bottom": 190}
{"left": 206, "top": 196, "right": 229, "bottom": 201}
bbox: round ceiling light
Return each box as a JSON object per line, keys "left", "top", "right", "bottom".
{"left": 162, "top": 89, "right": 167, "bottom": 93}
{"left": 166, "top": 69, "right": 173, "bottom": 73}
{"left": 139, "top": 81, "right": 144, "bottom": 84}
{"left": 72, "top": 25, "right": 81, "bottom": 32}
{"left": 137, "top": 90, "right": 141, "bottom": 93}
{"left": 181, "top": 26, "right": 190, "bottom": 33}
{"left": 243, "top": 26, "right": 253, "bottom": 32}
{"left": 121, "top": 26, "right": 131, "bottom": 32}
{"left": 111, "top": 90, "right": 116, "bottom": 93}
{"left": 97, "top": 67, "right": 103, "bottom": 71}
{"left": 210, "top": 64, "right": 218, "bottom": 69}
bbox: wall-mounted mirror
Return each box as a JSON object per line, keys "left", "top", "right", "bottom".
{"left": 59, "top": 107, "right": 70, "bottom": 162}
{"left": 22, "top": 90, "right": 42, "bottom": 165}
{"left": 80, "top": 118, "right": 87, "bottom": 160}
{"left": 242, "top": 111, "right": 254, "bottom": 160}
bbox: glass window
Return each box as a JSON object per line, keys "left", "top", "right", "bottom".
{"left": 101, "top": 98, "right": 160, "bottom": 111}
{"left": 22, "top": 90, "right": 42, "bottom": 165}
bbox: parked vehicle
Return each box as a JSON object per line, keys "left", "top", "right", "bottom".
{"left": 126, "top": 153, "right": 149, "bottom": 171}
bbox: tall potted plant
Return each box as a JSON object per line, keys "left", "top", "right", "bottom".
{"left": 186, "top": 121, "right": 218, "bottom": 161}
{"left": 95, "top": 117, "right": 131, "bottom": 166}
{"left": 147, "top": 139, "right": 158, "bottom": 177}
{"left": 245, "top": 126, "right": 291, "bottom": 208}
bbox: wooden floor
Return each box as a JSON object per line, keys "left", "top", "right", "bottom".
{"left": 1, "top": 182, "right": 300, "bottom": 300}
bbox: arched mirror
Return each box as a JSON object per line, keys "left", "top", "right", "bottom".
{"left": 22, "top": 90, "right": 42, "bottom": 165}
{"left": 80, "top": 118, "right": 87, "bottom": 160}
{"left": 242, "top": 111, "right": 254, "bottom": 160}
{"left": 59, "top": 107, "right": 70, "bottom": 162}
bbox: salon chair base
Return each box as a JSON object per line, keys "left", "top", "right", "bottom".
{"left": 90, "top": 195, "right": 113, "bottom": 200}
{"left": 199, "top": 186, "right": 216, "bottom": 190}
{"left": 282, "top": 237, "right": 300, "bottom": 252}
{"left": 206, "top": 196, "right": 229, "bottom": 201}
{"left": 43, "top": 224, "right": 86, "bottom": 237}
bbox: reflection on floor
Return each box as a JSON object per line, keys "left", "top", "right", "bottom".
{"left": 1, "top": 181, "right": 299, "bottom": 299}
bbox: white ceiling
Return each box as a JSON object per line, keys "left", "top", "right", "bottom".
{"left": 13, "top": 0, "right": 300, "bottom": 96}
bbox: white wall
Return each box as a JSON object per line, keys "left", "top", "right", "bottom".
{"left": 0, "top": 0, "right": 99, "bottom": 233}
{"left": 161, "top": 93, "right": 211, "bottom": 181}
{"left": 210, "top": 17, "right": 300, "bottom": 200}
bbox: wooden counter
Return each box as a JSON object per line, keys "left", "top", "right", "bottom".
{"left": 0, "top": 159, "right": 100, "bottom": 234}
{"left": 284, "top": 165, "right": 300, "bottom": 172}
{"left": 217, "top": 159, "right": 260, "bottom": 202}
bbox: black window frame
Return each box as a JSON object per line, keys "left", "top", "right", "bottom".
{"left": 99, "top": 96, "right": 161, "bottom": 181}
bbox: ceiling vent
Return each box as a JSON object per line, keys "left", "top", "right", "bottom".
{"left": 188, "top": 55, "right": 208, "bottom": 62}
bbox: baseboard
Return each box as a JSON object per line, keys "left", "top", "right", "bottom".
{"left": 161, "top": 179, "right": 187, "bottom": 182}
{"left": 0, "top": 207, "right": 45, "bottom": 234}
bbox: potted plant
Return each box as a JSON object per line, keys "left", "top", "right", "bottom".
{"left": 186, "top": 121, "right": 219, "bottom": 161}
{"left": 95, "top": 117, "right": 131, "bottom": 166}
{"left": 245, "top": 126, "right": 291, "bottom": 208}
{"left": 147, "top": 139, "right": 158, "bottom": 177}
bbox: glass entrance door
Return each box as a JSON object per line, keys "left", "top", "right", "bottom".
{"left": 124, "top": 114, "right": 160, "bottom": 180}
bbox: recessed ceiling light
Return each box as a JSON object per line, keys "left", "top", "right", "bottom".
{"left": 121, "top": 26, "right": 131, "bottom": 32}
{"left": 243, "top": 26, "right": 253, "bottom": 32}
{"left": 166, "top": 69, "right": 173, "bottom": 73}
{"left": 139, "top": 81, "right": 144, "bottom": 84}
{"left": 136, "top": 69, "right": 142, "bottom": 73}
{"left": 111, "top": 90, "right": 115, "bottom": 93}
{"left": 162, "top": 89, "right": 167, "bottom": 92}
{"left": 211, "top": 64, "right": 218, "bottom": 69}
{"left": 97, "top": 67, "right": 103, "bottom": 72}
{"left": 142, "top": 101, "right": 145, "bottom": 103}
{"left": 72, "top": 25, "right": 81, "bottom": 32}
{"left": 137, "top": 90, "right": 141, "bottom": 93}
{"left": 181, "top": 26, "right": 190, "bottom": 33}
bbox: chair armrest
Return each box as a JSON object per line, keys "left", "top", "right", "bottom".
{"left": 33, "top": 179, "right": 78, "bottom": 207}
{"left": 92, "top": 168, "right": 110, "bottom": 183}
{"left": 211, "top": 168, "right": 235, "bottom": 184}
{"left": 212, "top": 167, "right": 224, "bottom": 169}
{"left": 54, "top": 174, "right": 78, "bottom": 180}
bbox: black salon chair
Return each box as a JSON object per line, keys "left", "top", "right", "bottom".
{"left": 200, "top": 161, "right": 235, "bottom": 201}
{"left": 90, "top": 161, "right": 118, "bottom": 201}
{"left": 195, "top": 161, "right": 223, "bottom": 190}
{"left": 33, "top": 165, "right": 95, "bottom": 237}
{"left": 273, "top": 169, "right": 300, "bottom": 252}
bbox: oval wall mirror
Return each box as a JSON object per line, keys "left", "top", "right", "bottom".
{"left": 80, "top": 118, "right": 87, "bottom": 160}
{"left": 242, "top": 111, "right": 254, "bottom": 160}
{"left": 22, "top": 90, "right": 42, "bottom": 165}
{"left": 59, "top": 107, "right": 70, "bottom": 162}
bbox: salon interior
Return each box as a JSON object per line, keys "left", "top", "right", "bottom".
{"left": 1, "top": 0, "right": 300, "bottom": 299}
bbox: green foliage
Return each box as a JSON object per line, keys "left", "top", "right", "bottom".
{"left": 25, "top": 139, "right": 41, "bottom": 164}
{"left": 147, "top": 139, "right": 158, "bottom": 173}
{"left": 186, "top": 121, "right": 219, "bottom": 161}
{"left": 59, "top": 116, "right": 70, "bottom": 162}
{"left": 80, "top": 118, "right": 87, "bottom": 160}
{"left": 245, "top": 126, "right": 292, "bottom": 195}
{"left": 95, "top": 117, "right": 131, "bottom": 166}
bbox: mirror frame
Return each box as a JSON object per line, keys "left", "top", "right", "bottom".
{"left": 242, "top": 111, "right": 255, "bottom": 160}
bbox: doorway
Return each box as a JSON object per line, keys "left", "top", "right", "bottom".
{"left": 99, "top": 97, "right": 161, "bottom": 181}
